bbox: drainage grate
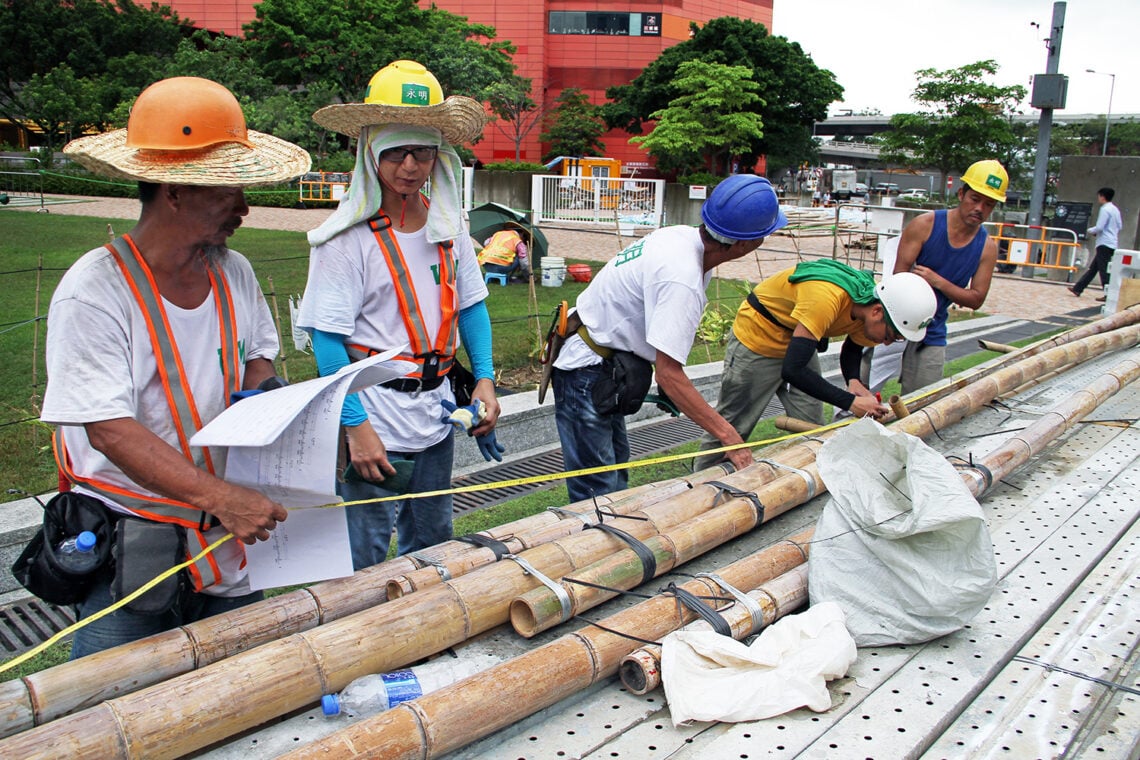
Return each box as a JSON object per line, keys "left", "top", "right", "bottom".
{"left": 451, "top": 416, "right": 705, "bottom": 514}
{"left": 0, "top": 599, "right": 75, "bottom": 657}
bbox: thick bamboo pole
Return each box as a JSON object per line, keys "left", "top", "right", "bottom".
{"left": 3, "top": 326, "right": 1135, "bottom": 756}
{"left": 775, "top": 415, "right": 821, "bottom": 433}
{"left": 279, "top": 347, "right": 1140, "bottom": 759}
{"left": 977, "top": 339, "right": 1018, "bottom": 353}
{"left": 888, "top": 394, "right": 910, "bottom": 418}
{"left": 511, "top": 464, "right": 822, "bottom": 636}
{"left": 619, "top": 564, "right": 810, "bottom": 694}
{"left": 281, "top": 530, "right": 816, "bottom": 760}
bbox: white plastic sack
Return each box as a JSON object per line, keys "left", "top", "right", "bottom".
{"left": 808, "top": 418, "right": 996, "bottom": 646}
{"left": 661, "top": 602, "right": 856, "bottom": 725}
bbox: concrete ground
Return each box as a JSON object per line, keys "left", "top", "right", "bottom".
{"left": 13, "top": 194, "right": 1105, "bottom": 321}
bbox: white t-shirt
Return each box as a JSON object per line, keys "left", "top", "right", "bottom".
{"left": 41, "top": 245, "right": 279, "bottom": 596}
{"left": 296, "top": 222, "right": 488, "bottom": 451}
{"left": 555, "top": 225, "right": 711, "bottom": 370}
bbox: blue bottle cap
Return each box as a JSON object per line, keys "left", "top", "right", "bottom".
{"left": 320, "top": 694, "right": 340, "bottom": 716}
{"left": 76, "top": 531, "right": 97, "bottom": 553}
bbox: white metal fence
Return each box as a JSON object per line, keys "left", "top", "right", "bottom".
{"left": 0, "top": 157, "right": 46, "bottom": 211}
{"left": 531, "top": 174, "right": 664, "bottom": 229}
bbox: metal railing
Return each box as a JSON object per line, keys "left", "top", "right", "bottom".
{"left": 531, "top": 174, "right": 665, "bottom": 229}
{"left": 986, "top": 222, "right": 1080, "bottom": 273}
{"left": 0, "top": 156, "right": 45, "bottom": 211}
{"left": 297, "top": 167, "right": 475, "bottom": 210}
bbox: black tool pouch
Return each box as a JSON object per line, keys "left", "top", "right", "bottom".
{"left": 449, "top": 359, "right": 478, "bottom": 407}
{"left": 111, "top": 518, "right": 186, "bottom": 615}
{"left": 591, "top": 351, "right": 654, "bottom": 416}
{"left": 11, "top": 491, "right": 116, "bottom": 605}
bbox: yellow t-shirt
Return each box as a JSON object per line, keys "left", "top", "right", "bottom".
{"left": 732, "top": 267, "right": 875, "bottom": 358}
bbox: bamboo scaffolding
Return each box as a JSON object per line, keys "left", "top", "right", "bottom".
{"left": 277, "top": 350, "right": 1140, "bottom": 759}
{"left": 620, "top": 564, "right": 810, "bottom": 695}
{"left": 0, "top": 469, "right": 730, "bottom": 736}
{"left": 510, "top": 463, "right": 822, "bottom": 637}
{"left": 281, "top": 530, "right": 817, "bottom": 760}
{"left": 2, "top": 319, "right": 1136, "bottom": 754}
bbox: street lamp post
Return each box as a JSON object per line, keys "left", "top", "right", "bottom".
{"left": 1086, "top": 68, "right": 1116, "bottom": 156}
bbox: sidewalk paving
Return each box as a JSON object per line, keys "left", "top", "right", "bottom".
{"left": 14, "top": 194, "right": 1100, "bottom": 322}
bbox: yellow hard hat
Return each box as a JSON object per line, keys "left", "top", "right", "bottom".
{"left": 960, "top": 159, "right": 1008, "bottom": 203}
{"left": 363, "top": 60, "right": 444, "bottom": 108}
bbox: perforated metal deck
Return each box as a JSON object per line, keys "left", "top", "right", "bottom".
{"left": 199, "top": 347, "right": 1140, "bottom": 759}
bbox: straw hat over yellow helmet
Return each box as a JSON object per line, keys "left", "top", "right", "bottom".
{"left": 313, "top": 60, "right": 486, "bottom": 145}
{"left": 63, "top": 77, "right": 311, "bottom": 186}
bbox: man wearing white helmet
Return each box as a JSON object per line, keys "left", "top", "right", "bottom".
{"left": 693, "top": 261, "right": 936, "bottom": 471}
{"left": 893, "top": 159, "right": 1006, "bottom": 392}
{"left": 549, "top": 175, "right": 784, "bottom": 502}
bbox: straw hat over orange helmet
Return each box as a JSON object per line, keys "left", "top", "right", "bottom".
{"left": 312, "top": 60, "right": 486, "bottom": 145}
{"left": 63, "top": 77, "right": 311, "bottom": 186}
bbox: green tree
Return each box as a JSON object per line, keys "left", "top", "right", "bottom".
{"left": 0, "top": 0, "right": 189, "bottom": 145}
{"left": 878, "top": 60, "right": 1026, "bottom": 195}
{"left": 485, "top": 77, "right": 543, "bottom": 162}
{"left": 603, "top": 16, "right": 842, "bottom": 175}
{"left": 630, "top": 61, "right": 764, "bottom": 175}
{"left": 540, "top": 87, "right": 606, "bottom": 161}
{"left": 1078, "top": 117, "right": 1140, "bottom": 157}
{"left": 243, "top": 0, "right": 514, "bottom": 107}
{"left": 15, "top": 65, "right": 100, "bottom": 163}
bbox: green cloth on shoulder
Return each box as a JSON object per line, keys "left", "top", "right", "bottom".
{"left": 788, "top": 260, "right": 877, "bottom": 304}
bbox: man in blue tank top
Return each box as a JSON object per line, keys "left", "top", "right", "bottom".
{"left": 892, "top": 159, "right": 1006, "bottom": 392}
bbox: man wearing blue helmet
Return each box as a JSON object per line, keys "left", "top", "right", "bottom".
{"left": 550, "top": 175, "right": 785, "bottom": 502}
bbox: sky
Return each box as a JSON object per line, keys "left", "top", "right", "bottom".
{"left": 775, "top": 0, "right": 1139, "bottom": 119}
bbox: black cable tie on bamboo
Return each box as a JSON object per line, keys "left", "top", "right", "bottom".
{"left": 705, "top": 480, "right": 765, "bottom": 523}
{"left": 663, "top": 582, "right": 733, "bottom": 637}
{"left": 586, "top": 522, "right": 656, "bottom": 585}
{"left": 594, "top": 503, "right": 649, "bottom": 523}
{"left": 456, "top": 533, "right": 511, "bottom": 560}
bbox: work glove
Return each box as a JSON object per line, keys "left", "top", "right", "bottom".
{"left": 475, "top": 431, "right": 506, "bottom": 462}
{"left": 229, "top": 375, "right": 289, "bottom": 406}
{"left": 440, "top": 398, "right": 487, "bottom": 433}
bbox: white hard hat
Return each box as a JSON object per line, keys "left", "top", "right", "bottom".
{"left": 876, "top": 272, "right": 937, "bottom": 342}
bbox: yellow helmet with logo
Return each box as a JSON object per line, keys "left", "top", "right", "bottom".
{"left": 364, "top": 60, "right": 444, "bottom": 108}
{"left": 312, "top": 60, "right": 485, "bottom": 145}
{"left": 960, "top": 159, "right": 1008, "bottom": 203}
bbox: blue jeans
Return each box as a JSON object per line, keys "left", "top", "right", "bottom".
{"left": 553, "top": 364, "right": 629, "bottom": 503}
{"left": 70, "top": 571, "right": 262, "bottom": 659}
{"left": 338, "top": 431, "right": 455, "bottom": 570}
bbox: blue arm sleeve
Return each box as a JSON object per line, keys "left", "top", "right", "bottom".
{"left": 457, "top": 300, "right": 494, "bottom": 381}
{"left": 310, "top": 329, "right": 368, "bottom": 427}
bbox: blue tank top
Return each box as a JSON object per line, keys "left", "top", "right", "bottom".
{"left": 915, "top": 209, "right": 987, "bottom": 346}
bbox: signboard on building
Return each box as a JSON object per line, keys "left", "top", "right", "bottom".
{"left": 641, "top": 14, "right": 661, "bottom": 36}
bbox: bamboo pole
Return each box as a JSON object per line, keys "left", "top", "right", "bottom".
{"left": 279, "top": 349, "right": 1140, "bottom": 759}
{"left": 978, "top": 339, "right": 1018, "bottom": 353}
{"left": 620, "top": 564, "right": 810, "bottom": 695}
{"left": 511, "top": 463, "right": 823, "bottom": 636}
{"left": 3, "top": 325, "right": 1136, "bottom": 755}
{"left": 775, "top": 414, "right": 822, "bottom": 433}
{"left": 888, "top": 394, "right": 910, "bottom": 418}
{"left": 265, "top": 275, "right": 290, "bottom": 383}
{"left": 281, "top": 530, "right": 817, "bottom": 760}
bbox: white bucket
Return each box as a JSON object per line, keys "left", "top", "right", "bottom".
{"left": 541, "top": 256, "right": 566, "bottom": 287}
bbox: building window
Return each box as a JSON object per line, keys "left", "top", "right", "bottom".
{"left": 549, "top": 11, "right": 660, "bottom": 36}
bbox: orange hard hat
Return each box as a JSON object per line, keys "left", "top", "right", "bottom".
{"left": 125, "top": 77, "right": 253, "bottom": 151}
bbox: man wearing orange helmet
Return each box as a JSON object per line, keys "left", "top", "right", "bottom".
{"left": 41, "top": 77, "right": 311, "bottom": 656}
{"left": 298, "top": 61, "right": 500, "bottom": 569}
{"left": 892, "top": 159, "right": 1006, "bottom": 392}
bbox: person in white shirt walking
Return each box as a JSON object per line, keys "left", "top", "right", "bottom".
{"left": 1070, "top": 187, "right": 1124, "bottom": 300}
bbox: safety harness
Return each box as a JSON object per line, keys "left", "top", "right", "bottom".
{"left": 346, "top": 208, "right": 458, "bottom": 393}
{"left": 53, "top": 234, "right": 243, "bottom": 591}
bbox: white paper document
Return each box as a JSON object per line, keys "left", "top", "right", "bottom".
{"left": 190, "top": 350, "right": 413, "bottom": 589}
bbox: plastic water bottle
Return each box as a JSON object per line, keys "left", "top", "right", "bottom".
{"left": 55, "top": 531, "right": 99, "bottom": 573}
{"left": 321, "top": 654, "right": 498, "bottom": 718}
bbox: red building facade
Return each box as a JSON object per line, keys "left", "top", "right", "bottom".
{"left": 164, "top": 1, "right": 774, "bottom": 173}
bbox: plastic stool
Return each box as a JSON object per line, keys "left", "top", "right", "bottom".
{"left": 484, "top": 272, "right": 508, "bottom": 287}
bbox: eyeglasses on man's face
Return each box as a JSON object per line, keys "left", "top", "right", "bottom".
{"left": 378, "top": 146, "right": 439, "bottom": 163}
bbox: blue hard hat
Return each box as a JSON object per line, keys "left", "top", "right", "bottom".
{"left": 701, "top": 175, "right": 787, "bottom": 241}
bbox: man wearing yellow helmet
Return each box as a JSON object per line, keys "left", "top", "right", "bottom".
{"left": 891, "top": 159, "right": 1006, "bottom": 392}
{"left": 298, "top": 61, "right": 500, "bottom": 570}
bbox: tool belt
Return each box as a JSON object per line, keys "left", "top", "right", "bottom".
{"left": 347, "top": 344, "right": 451, "bottom": 393}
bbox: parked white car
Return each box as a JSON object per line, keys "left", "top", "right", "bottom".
{"left": 898, "top": 188, "right": 929, "bottom": 200}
